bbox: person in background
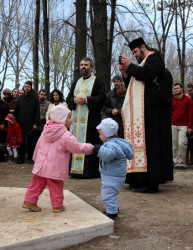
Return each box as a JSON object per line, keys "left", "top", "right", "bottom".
{"left": 3, "top": 88, "right": 16, "bottom": 113}
{"left": 22, "top": 105, "right": 93, "bottom": 213}
{"left": 185, "top": 84, "right": 193, "bottom": 164}
{"left": 12, "top": 88, "right": 19, "bottom": 100}
{"left": 14, "top": 81, "right": 40, "bottom": 164}
{"left": 187, "top": 92, "right": 193, "bottom": 165}
{"left": 172, "top": 83, "right": 193, "bottom": 169}
{"left": 0, "top": 113, "right": 22, "bottom": 162}
{"left": 101, "top": 75, "right": 126, "bottom": 138}
{"left": 66, "top": 57, "right": 106, "bottom": 178}
{"left": 186, "top": 83, "right": 193, "bottom": 97}
{"left": 0, "top": 91, "right": 9, "bottom": 162}
{"left": 46, "top": 89, "right": 67, "bottom": 123}
{"left": 36, "top": 89, "right": 50, "bottom": 139}
{"left": 19, "top": 89, "right": 24, "bottom": 96}
{"left": 93, "top": 118, "right": 133, "bottom": 219}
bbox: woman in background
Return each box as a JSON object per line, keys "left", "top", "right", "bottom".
{"left": 46, "top": 89, "right": 67, "bottom": 123}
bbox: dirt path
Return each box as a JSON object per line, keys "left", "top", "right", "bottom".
{"left": 0, "top": 161, "right": 193, "bottom": 250}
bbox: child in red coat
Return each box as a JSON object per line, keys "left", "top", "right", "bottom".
{"left": 1, "top": 113, "right": 22, "bottom": 162}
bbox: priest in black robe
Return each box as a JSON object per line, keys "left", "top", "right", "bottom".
{"left": 119, "top": 38, "right": 173, "bottom": 193}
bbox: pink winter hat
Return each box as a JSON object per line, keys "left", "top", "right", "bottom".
{"left": 50, "top": 105, "right": 71, "bottom": 125}
{"left": 5, "top": 113, "right": 16, "bottom": 125}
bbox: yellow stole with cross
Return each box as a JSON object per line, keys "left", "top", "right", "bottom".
{"left": 70, "top": 75, "right": 96, "bottom": 174}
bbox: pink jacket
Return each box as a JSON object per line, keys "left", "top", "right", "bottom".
{"left": 32, "top": 123, "right": 93, "bottom": 180}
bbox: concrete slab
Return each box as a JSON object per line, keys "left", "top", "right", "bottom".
{"left": 0, "top": 187, "right": 114, "bottom": 250}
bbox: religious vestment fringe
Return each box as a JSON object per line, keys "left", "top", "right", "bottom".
{"left": 122, "top": 52, "right": 154, "bottom": 173}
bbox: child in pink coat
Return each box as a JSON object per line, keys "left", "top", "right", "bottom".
{"left": 22, "top": 105, "right": 93, "bottom": 213}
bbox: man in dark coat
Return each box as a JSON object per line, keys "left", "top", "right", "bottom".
{"left": 36, "top": 89, "right": 50, "bottom": 137}
{"left": 119, "top": 37, "right": 173, "bottom": 193}
{"left": 67, "top": 57, "right": 106, "bottom": 178}
{"left": 101, "top": 75, "right": 126, "bottom": 138}
{"left": 14, "top": 81, "right": 40, "bottom": 164}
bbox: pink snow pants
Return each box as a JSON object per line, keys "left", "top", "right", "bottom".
{"left": 24, "top": 175, "right": 64, "bottom": 208}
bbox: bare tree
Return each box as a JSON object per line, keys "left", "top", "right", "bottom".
{"left": 49, "top": 37, "right": 73, "bottom": 91}
{"left": 33, "top": 0, "right": 40, "bottom": 90}
{"left": 89, "top": 0, "right": 116, "bottom": 92}
{"left": 43, "top": 0, "right": 50, "bottom": 98}
{"left": 0, "top": 0, "right": 21, "bottom": 63}
{"left": 74, "top": 0, "right": 87, "bottom": 81}
{"left": 116, "top": 0, "right": 175, "bottom": 61}
{"left": 174, "top": 0, "right": 193, "bottom": 86}
{"left": 185, "top": 48, "right": 193, "bottom": 84}
{"left": 7, "top": 1, "right": 33, "bottom": 88}
{"left": 0, "top": 0, "right": 22, "bottom": 89}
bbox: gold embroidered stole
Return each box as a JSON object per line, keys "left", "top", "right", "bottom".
{"left": 70, "top": 75, "right": 96, "bottom": 174}
{"left": 122, "top": 52, "right": 154, "bottom": 173}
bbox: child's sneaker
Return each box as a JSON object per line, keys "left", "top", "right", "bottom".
{"left": 103, "top": 211, "right": 118, "bottom": 220}
{"left": 22, "top": 202, "right": 41, "bottom": 212}
{"left": 9, "top": 156, "right": 14, "bottom": 162}
{"left": 53, "top": 206, "right": 65, "bottom": 213}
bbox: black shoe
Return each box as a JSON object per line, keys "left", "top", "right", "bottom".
{"left": 131, "top": 184, "right": 158, "bottom": 194}
{"left": 15, "top": 158, "right": 24, "bottom": 164}
{"left": 13, "top": 157, "right": 18, "bottom": 163}
{"left": 26, "top": 159, "right": 34, "bottom": 164}
{"left": 103, "top": 211, "right": 118, "bottom": 220}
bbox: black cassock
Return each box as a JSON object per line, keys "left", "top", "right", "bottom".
{"left": 123, "top": 53, "right": 173, "bottom": 185}
{"left": 66, "top": 76, "right": 106, "bottom": 178}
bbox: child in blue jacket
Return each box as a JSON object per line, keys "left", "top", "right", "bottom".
{"left": 94, "top": 118, "right": 133, "bottom": 219}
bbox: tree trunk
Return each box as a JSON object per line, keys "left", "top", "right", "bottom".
{"left": 90, "top": 0, "right": 116, "bottom": 92}
{"left": 74, "top": 0, "right": 87, "bottom": 82}
{"left": 107, "top": 0, "right": 116, "bottom": 91}
{"left": 174, "top": 0, "right": 192, "bottom": 86}
{"left": 33, "top": 0, "right": 40, "bottom": 91}
{"left": 43, "top": 0, "right": 50, "bottom": 99}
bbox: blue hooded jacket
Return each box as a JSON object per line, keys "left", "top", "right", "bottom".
{"left": 96, "top": 137, "right": 133, "bottom": 177}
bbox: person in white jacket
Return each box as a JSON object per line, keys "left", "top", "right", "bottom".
{"left": 46, "top": 89, "right": 67, "bottom": 123}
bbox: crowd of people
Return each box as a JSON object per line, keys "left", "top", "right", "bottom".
{"left": 0, "top": 37, "right": 193, "bottom": 218}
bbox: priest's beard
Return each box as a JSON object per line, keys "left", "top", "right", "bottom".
{"left": 137, "top": 49, "right": 145, "bottom": 64}
{"left": 80, "top": 68, "right": 91, "bottom": 77}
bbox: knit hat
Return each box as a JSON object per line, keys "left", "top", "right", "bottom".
{"left": 96, "top": 118, "right": 119, "bottom": 138}
{"left": 50, "top": 105, "right": 71, "bottom": 125}
{"left": 5, "top": 113, "right": 16, "bottom": 125}
{"left": 3, "top": 88, "right": 12, "bottom": 95}
{"left": 129, "top": 37, "right": 145, "bottom": 51}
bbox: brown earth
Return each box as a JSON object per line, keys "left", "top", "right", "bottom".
{"left": 0, "top": 161, "right": 193, "bottom": 250}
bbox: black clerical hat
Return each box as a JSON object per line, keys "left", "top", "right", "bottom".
{"left": 129, "top": 37, "right": 145, "bottom": 51}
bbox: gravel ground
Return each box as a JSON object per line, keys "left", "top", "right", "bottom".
{"left": 0, "top": 161, "right": 193, "bottom": 250}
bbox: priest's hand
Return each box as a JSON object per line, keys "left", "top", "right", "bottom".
{"left": 121, "top": 55, "right": 132, "bottom": 68}
{"left": 112, "top": 108, "right": 118, "bottom": 116}
{"left": 119, "top": 55, "right": 130, "bottom": 77}
{"left": 74, "top": 96, "right": 87, "bottom": 104}
{"left": 74, "top": 96, "right": 80, "bottom": 104}
{"left": 78, "top": 96, "right": 87, "bottom": 104}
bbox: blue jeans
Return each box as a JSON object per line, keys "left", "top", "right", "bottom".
{"left": 101, "top": 173, "right": 126, "bottom": 214}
